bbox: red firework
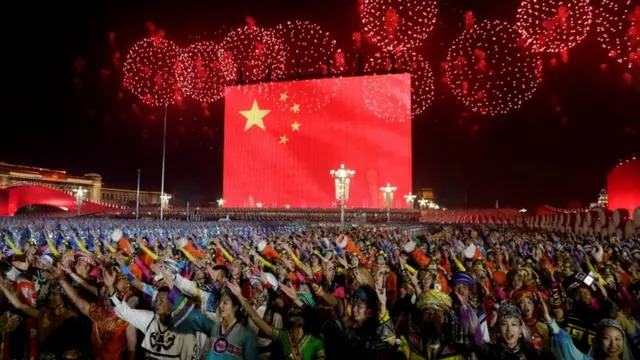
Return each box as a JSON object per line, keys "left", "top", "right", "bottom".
{"left": 274, "top": 20, "right": 337, "bottom": 77}
{"left": 177, "top": 41, "right": 236, "bottom": 103}
{"left": 360, "top": 0, "right": 438, "bottom": 51}
{"left": 220, "top": 25, "right": 288, "bottom": 84}
{"left": 595, "top": 0, "right": 640, "bottom": 67}
{"left": 365, "top": 50, "right": 434, "bottom": 118}
{"left": 516, "top": 0, "right": 593, "bottom": 53}
{"left": 445, "top": 20, "right": 543, "bottom": 116}
{"left": 123, "top": 37, "right": 182, "bottom": 106}
{"left": 272, "top": 21, "right": 340, "bottom": 113}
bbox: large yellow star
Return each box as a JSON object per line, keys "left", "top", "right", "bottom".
{"left": 279, "top": 135, "right": 288, "bottom": 144}
{"left": 240, "top": 100, "right": 271, "bottom": 131}
{"left": 291, "top": 121, "right": 301, "bottom": 131}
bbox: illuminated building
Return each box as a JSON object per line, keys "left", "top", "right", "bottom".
{"left": 0, "top": 162, "right": 168, "bottom": 206}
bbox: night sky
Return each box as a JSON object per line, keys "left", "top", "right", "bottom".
{"left": 1, "top": 0, "right": 638, "bottom": 209}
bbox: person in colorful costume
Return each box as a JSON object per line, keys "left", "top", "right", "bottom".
{"left": 511, "top": 290, "right": 550, "bottom": 352}
{"left": 106, "top": 268, "right": 205, "bottom": 360}
{"left": 227, "top": 280, "right": 324, "bottom": 360}
{"left": 0, "top": 276, "right": 82, "bottom": 359}
{"left": 55, "top": 264, "right": 137, "bottom": 360}
{"left": 173, "top": 282, "right": 259, "bottom": 359}
{"left": 396, "top": 289, "right": 477, "bottom": 360}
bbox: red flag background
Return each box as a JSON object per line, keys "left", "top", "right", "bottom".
{"left": 223, "top": 74, "right": 412, "bottom": 208}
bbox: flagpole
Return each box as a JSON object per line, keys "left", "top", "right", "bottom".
{"left": 136, "top": 168, "right": 141, "bottom": 220}
{"left": 160, "top": 104, "right": 168, "bottom": 221}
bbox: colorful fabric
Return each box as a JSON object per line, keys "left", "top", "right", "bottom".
{"left": 272, "top": 329, "right": 326, "bottom": 360}
{"left": 205, "top": 322, "right": 258, "bottom": 360}
{"left": 88, "top": 302, "right": 129, "bottom": 360}
{"left": 450, "top": 271, "right": 474, "bottom": 288}
{"left": 416, "top": 290, "right": 452, "bottom": 312}
{"left": 168, "top": 287, "right": 195, "bottom": 327}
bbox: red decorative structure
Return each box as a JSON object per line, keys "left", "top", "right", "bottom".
{"left": 0, "top": 185, "right": 122, "bottom": 216}
{"left": 608, "top": 157, "right": 640, "bottom": 212}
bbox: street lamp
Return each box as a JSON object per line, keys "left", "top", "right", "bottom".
{"left": 418, "top": 198, "right": 428, "bottom": 211}
{"left": 380, "top": 183, "right": 397, "bottom": 223}
{"left": 72, "top": 187, "right": 87, "bottom": 216}
{"left": 217, "top": 198, "right": 225, "bottom": 208}
{"left": 404, "top": 193, "right": 417, "bottom": 209}
{"left": 160, "top": 193, "right": 171, "bottom": 218}
{"left": 330, "top": 164, "right": 355, "bottom": 227}
{"left": 256, "top": 202, "right": 263, "bottom": 208}
{"left": 519, "top": 208, "right": 527, "bottom": 213}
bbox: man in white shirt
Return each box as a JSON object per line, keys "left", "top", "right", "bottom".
{"left": 105, "top": 270, "right": 205, "bottom": 360}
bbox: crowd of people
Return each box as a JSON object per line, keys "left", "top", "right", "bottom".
{"left": 0, "top": 218, "right": 639, "bottom": 360}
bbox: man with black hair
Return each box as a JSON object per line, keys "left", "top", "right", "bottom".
{"left": 172, "top": 264, "right": 229, "bottom": 321}
{"left": 106, "top": 269, "right": 205, "bottom": 360}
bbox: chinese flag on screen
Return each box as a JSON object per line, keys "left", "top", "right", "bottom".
{"left": 223, "top": 74, "right": 412, "bottom": 208}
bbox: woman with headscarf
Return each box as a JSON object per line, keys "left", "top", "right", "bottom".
{"left": 474, "top": 301, "right": 543, "bottom": 360}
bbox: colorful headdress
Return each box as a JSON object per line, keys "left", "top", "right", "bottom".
{"left": 168, "top": 287, "right": 195, "bottom": 327}
{"left": 75, "top": 251, "right": 97, "bottom": 267}
{"left": 297, "top": 292, "right": 317, "bottom": 308}
{"left": 416, "top": 289, "right": 452, "bottom": 312}
{"left": 510, "top": 289, "right": 534, "bottom": 304}
{"left": 498, "top": 301, "right": 522, "bottom": 319}
{"left": 451, "top": 271, "right": 475, "bottom": 288}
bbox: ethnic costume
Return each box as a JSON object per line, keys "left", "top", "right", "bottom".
{"left": 5, "top": 265, "right": 39, "bottom": 360}
{"left": 206, "top": 320, "right": 258, "bottom": 359}
{"left": 336, "top": 286, "right": 396, "bottom": 360}
{"left": 511, "top": 290, "right": 549, "bottom": 351}
{"left": 549, "top": 318, "right": 636, "bottom": 360}
{"left": 271, "top": 329, "right": 326, "bottom": 360}
{"left": 174, "top": 288, "right": 259, "bottom": 360}
{"left": 110, "top": 288, "right": 203, "bottom": 360}
{"left": 88, "top": 295, "right": 131, "bottom": 360}
{"left": 451, "top": 272, "right": 491, "bottom": 343}
{"left": 397, "top": 290, "right": 469, "bottom": 360}
{"left": 475, "top": 303, "right": 542, "bottom": 360}
{"left": 36, "top": 283, "right": 83, "bottom": 360}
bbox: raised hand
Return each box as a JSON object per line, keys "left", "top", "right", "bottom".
{"left": 51, "top": 265, "right": 65, "bottom": 280}
{"left": 375, "top": 282, "right": 387, "bottom": 308}
{"left": 149, "top": 263, "right": 163, "bottom": 274}
{"left": 103, "top": 269, "right": 116, "bottom": 289}
{"left": 537, "top": 291, "right": 552, "bottom": 323}
{"left": 226, "top": 281, "right": 243, "bottom": 298}
{"left": 59, "top": 264, "right": 73, "bottom": 275}
{"left": 278, "top": 282, "right": 297, "bottom": 300}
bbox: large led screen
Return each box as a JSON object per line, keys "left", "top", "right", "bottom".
{"left": 223, "top": 74, "right": 412, "bottom": 208}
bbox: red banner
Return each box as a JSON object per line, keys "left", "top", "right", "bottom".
{"left": 223, "top": 75, "right": 412, "bottom": 208}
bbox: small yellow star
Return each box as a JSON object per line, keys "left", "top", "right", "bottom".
{"left": 240, "top": 100, "right": 270, "bottom": 131}
{"left": 290, "top": 104, "right": 301, "bottom": 114}
{"left": 279, "top": 135, "right": 288, "bottom": 144}
{"left": 280, "top": 92, "right": 288, "bottom": 101}
{"left": 291, "top": 121, "right": 301, "bottom": 131}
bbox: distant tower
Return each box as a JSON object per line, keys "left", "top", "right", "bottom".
{"left": 597, "top": 189, "right": 608, "bottom": 208}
